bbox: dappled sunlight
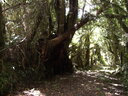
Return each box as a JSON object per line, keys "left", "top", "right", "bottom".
{"left": 99, "top": 69, "right": 115, "bottom": 73}
{"left": 8, "top": 71, "right": 127, "bottom": 96}
{"left": 104, "top": 76, "right": 118, "bottom": 81}
{"left": 103, "top": 85, "right": 124, "bottom": 96}
{"left": 103, "top": 82, "right": 124, "bottom": 95}
{"left": 111, "top": 83, "right": 123, "bottom": 87}
{"left": 75, "top": 70, "right": 127, "bottom": 96}
{"left": 16, "top": 88, "right": 46, "bottom": 96}
{"left": 1, "top": 0, "right": 128, "bottom": 95}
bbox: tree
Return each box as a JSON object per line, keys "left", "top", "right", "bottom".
{"left": 102, "top": 0, "right": 128, "bottom": 74}
{"left": 1, "top": 0, "right": 106, "bottom": 78}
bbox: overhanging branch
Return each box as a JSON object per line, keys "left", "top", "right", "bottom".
{"left": 105, "top": 14, "right": 128, "bottom": 19}
{"left": 50, "top": 14, "right": 96, "bottom": 46}
{"left": 50, "top": 3, "right": 109, "bottom": 46}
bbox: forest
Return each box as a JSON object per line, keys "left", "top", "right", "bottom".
{"left": 0, "top": 0, "right": 128, "bottom": 96}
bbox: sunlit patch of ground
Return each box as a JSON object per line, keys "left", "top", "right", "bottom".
{"left": 9, "top": 71, "right": 127, "bottom": 96}
{"left": 22, "top": 88, "right": 46, "bottom": 96}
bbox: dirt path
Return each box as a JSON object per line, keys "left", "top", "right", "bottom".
{"left": 10, "top": 71, "right": 127, "bottom": 96}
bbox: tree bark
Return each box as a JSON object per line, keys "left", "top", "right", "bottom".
{"left": 85, "top": 34, "right": 90, "bottom": 69}
{"left": 41, "top": 0, "right": 78, "bottom": 77}
{"left": 1, "top": 0, "right": 104, "bottom": 79}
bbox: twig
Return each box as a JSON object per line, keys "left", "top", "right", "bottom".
{"left": 2, "top": 2, "right": 29, "bottom": 12}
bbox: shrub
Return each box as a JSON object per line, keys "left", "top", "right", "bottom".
{"left": 0, "top": 62, "right": 17, "bottom": 95}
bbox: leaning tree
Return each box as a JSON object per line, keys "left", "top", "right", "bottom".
{"left": 1, "top": 0, "right": 108, "bottom": 78}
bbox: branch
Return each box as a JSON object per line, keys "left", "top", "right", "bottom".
{"left": 118, "top": 19, "right": 128, "bottom": 33}
{"left": 54, "top": 0, "right": 65, "bottom": 34}
{"left": 66, "top": 0, "right": 78, "bottom": 30}
{"left": 2, "top": 2, "right": 29, "bottom": 12}
{"left": 74, "top": 14, "right": 96, "bottom": 31}
{"left": 50, "top": 13, "right": 96, "bottom": 46}
{"left": 104, "top": 14, "right": 128, "bottom": 19}
{"left": 100, "top": 0, "right": 128, "bottom": 14}
{"left": 50, "top": 3, "right": 108, "bottom": 46}
{"left": 27, "top": 10, "right": 43, "bottom": 43}
{"left": 2, "top": 1, "right": 46, "bottom": 12}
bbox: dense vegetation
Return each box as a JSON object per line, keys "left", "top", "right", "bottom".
{"left": 0, "top": 0, "right": 128, "bottom": 95}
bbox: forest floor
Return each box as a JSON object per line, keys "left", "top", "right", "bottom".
{"left": 9, "top": 71, "right": 128, "bottom": 96}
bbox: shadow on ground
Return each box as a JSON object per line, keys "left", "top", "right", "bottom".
{"left": 9, "top": 71, "right": 128, "bottom": 96}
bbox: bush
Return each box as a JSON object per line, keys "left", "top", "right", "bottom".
{"left": 0, "top": 62, "right": 17, "bottom": 96}
{"left": 122, "top": 78, "right": 128, "bottom": 90}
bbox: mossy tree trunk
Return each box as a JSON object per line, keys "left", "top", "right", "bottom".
{"left": 2, "top": 0, "right": 103, "bottom": 78}
{"left": 40, "top": 0, "right": 78, "bottom": 77}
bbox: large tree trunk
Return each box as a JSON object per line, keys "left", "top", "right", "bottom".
{"left": 40, "top": 42, "right": 73, "bottom": 78}
{"left": 40, "top": 0, "right": 78, "bottom": 78}
{"left": 1, "top": 0, "right": 102, "bottom": 79}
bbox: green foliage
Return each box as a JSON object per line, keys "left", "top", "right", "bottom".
{"left": 1, "top": 0, "right": 128, "bottom": 92}
{"left": 70, "top": 23, "right": 107, "bottom": 70}
{"left": 0, "top": 62, "right": 17, "bottom": 95}
{"left": 0, "top": 60, "right": 45, "bottom": 95}
{"left": 123, "top": 78, "right": 128, "bottom": 89}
